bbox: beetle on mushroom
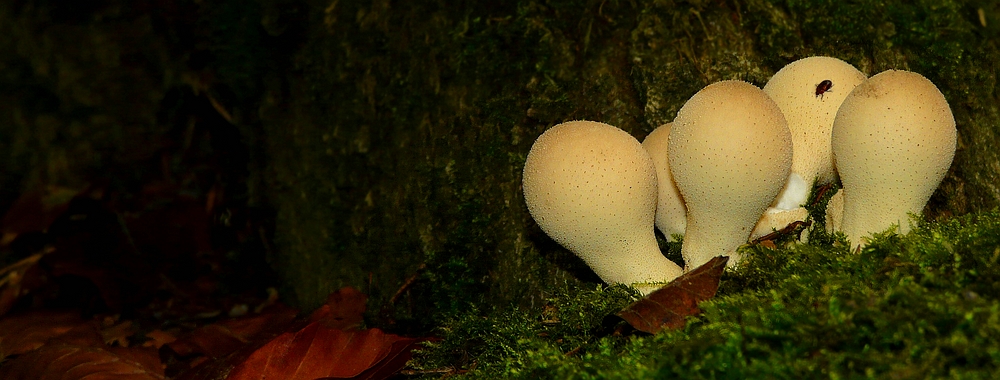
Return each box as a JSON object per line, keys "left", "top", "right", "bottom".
{"left": 815, "top": 79, "right": 833, "bottom": 99}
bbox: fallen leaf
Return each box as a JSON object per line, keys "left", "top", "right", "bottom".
{"left": 176, "top": 288, "right": 422, "bottom": 380}
{"left": 100, "top": 320, "right": 138, "bottom": 347}
{"left": 0, "top": 311, "right": 94, "bottom": 360}
{"left": 617, "top": 256, "right": 729, "bottom": 334}
{"left": 142, "top": 329, "right": 178, "bottom": 349}
{"left": 168, "top": 305, "right": 298, "bottom": 358}
{"left": 308, "top": 287, "right": 367, "bottom": 330}
{"left": 0, "top": 343, "right": 166, "bottom": 380}
{"left": 226, "top": 322, "right": 420, "bottom": 380}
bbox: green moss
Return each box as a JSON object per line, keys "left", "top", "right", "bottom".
{"left": 259, "top": 0, "right": 1000, "bottom": 333}
{"left": 413, "top": 210, "right": 1000, "bottom": 378}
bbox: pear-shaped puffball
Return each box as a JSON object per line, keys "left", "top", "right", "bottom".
{"left": 753, "top": 57, "right": 866, "bottom": 239}
{"left": 642, "top": 123, "right": 687, "bottom": 241}
{"left": 669, "top": 81, "right": 793, "bottom": 269}
{"left": 831, "top": 70, "right": 956, "bottom": 248}
{"left": 523, "top": 120, "right": 683, "bottom": 294}
{"left": 764, "top": 56, "right": 867, "bottom": 202}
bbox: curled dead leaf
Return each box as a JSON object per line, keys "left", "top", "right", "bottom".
{"left": 617, "top": 256, "right": 728, "bottom": 334}
{"left": 0, "top": 343, "right": 166, "bottom": 380}
{"left": 226, "top": 322, "right": 420, "bottom": 380}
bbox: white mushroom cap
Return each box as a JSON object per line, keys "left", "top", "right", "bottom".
{"left": 831, "top": 70, "right": 956, "bottom": 248}
{"left": 763, "top": 56, "right": 867, "bottom": 209}
{"left": 669, "top": 81, "right": 793, "bottom": 269}
{"left": 522, "top": 120, "right": 683, "bottom": 294}
{"left": 641, "top": 123, "right": 687, "bottom": 241}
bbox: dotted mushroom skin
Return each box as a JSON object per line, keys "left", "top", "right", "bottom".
{"left": 753, "top": 56, "right": 866, "bottom": 239}
{"left": 522, "top": 120, "right": 683, "bottom": 294}
{"left": 669, "top": 81, "right": 792, "bottom": 269}
{"left": 764, "top": 56, "right": 867, "bottom": 190}
{"left": 831, "top": 70, "right": 956, "bottom": 248}
{"left": 642, "top": 123, "right": 687, "bottom": 241}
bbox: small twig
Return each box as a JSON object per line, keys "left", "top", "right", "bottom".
{"left": 751, "top": 220, "right": 812, "bottom": 245}
{"left": 564, "top": 345, "right": 584, "bottom": 357}
{"left": 0, "top": 251, "right": 45, "bottom": 288}
{"left": 810, "top": 183, "right": 835, "bottom": 206}
{"left": 398, "top": 367, "right": 467, "bottom": 376}
{"left": 206, "top": 94, "right": 234, "bottom": 124}
{"left": 389, "top": 263, "right": 427, "bottom": 305}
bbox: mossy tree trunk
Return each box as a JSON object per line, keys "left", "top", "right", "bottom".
{"left": 1, "top": 0, "right": 998, "bottom": 322}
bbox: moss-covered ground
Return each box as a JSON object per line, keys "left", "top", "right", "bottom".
{"left": 413, "top": 209, "right": 1000, "bottom": 378}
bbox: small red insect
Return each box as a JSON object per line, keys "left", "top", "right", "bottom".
{"left": 815, "top": 80, "right": 833, "bottom": 99}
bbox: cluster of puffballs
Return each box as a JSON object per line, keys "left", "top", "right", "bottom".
{"left": 521, "top": 56, "right": 957, "bottom": 294}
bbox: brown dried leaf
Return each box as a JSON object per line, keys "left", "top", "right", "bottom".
{"left": 308, "top": 287, "right": 367, "bottom": 330}
{"left": 0, "top": 343, "right": 166, "bottom": 380}
{"left": 0, "top": 311, "right": 94, "bottom": 360}
{"left": 177, "top": 288, "right": 419, "bottom": 380}
{"left": 167, "top": 305, "right": 298, "bottom": 358}
{"left": 142, "top": 329, "right": 178, "bottom": 349}
{"left": 617, "top": 256, "right": 729, "bottom": 334}
{"left": 226, "top": 322, "right": 420, "bottom": 380}
{"left": 100, "top": 320, "right": 138, "bottom": 347}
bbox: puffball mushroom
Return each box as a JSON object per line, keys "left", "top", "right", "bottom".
{"left": 751, "top": 56, "right": 867, "bottom": 238}
{"left": 830, "top": 70, "right": 956, "bottom": 248}
{"left": 765, "top": 56, "right": 867, "bottom": 197}
{"left": 641, "top": 123, "right": 687, "bottom": 241}
{"left": 669, "top": 81, "right": 793, "bottom": 269}
{"left": 522, "top": 120, "right": 683, "bottom": 294}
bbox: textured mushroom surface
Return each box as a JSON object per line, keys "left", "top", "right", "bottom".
{"left": 754, "top": 56, "right": 865, "bottom": 240}
{"left": 831, "top": 70, "right": 956, "bottom": 248}
{"left": 764, "top": 56, "right": 866, "bottom": 190}
{"left": 642, "top": 123, "right": 687, "bottom": 241}
{"left": 669, "top": 81, "right": 792, "bottom": 269}
{"left": 825, "top": 189, "right": 844, "bottom": 234}
{"left": 522, "top": 120, "right": 682, "bottom": 293}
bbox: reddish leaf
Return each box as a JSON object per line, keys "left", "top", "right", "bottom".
{"left": 308, "top": 287, "right": 367, "bottom": 330}
{"left": 0, "top": 311, "right": 98, "bottom": 360}
{"left": 346, "top": 335, "right": 429, "bottom": 380}
{"left": 0, "top": 343, "right": 166, "bottom": 380}
{"left": 617, "top": 256, "right": 729, "bottom": 334}
{"left": 176, "top": 288, "right": 422, "bottom": 380}
{"left": 142, "top": 329, "right": 178, "bottom": 349}
{"left": 168, "top": 305, "right": 298, "bottom": 358}
{"left": 100, "top": 319, "right": 138, "bottom": 347}
{"left": 226, "top": 322, "right": 420, "bottom": 380}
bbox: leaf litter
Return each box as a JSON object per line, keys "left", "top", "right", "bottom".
{"left": 0, "top": 173, "right": 428, "bottom": 379}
